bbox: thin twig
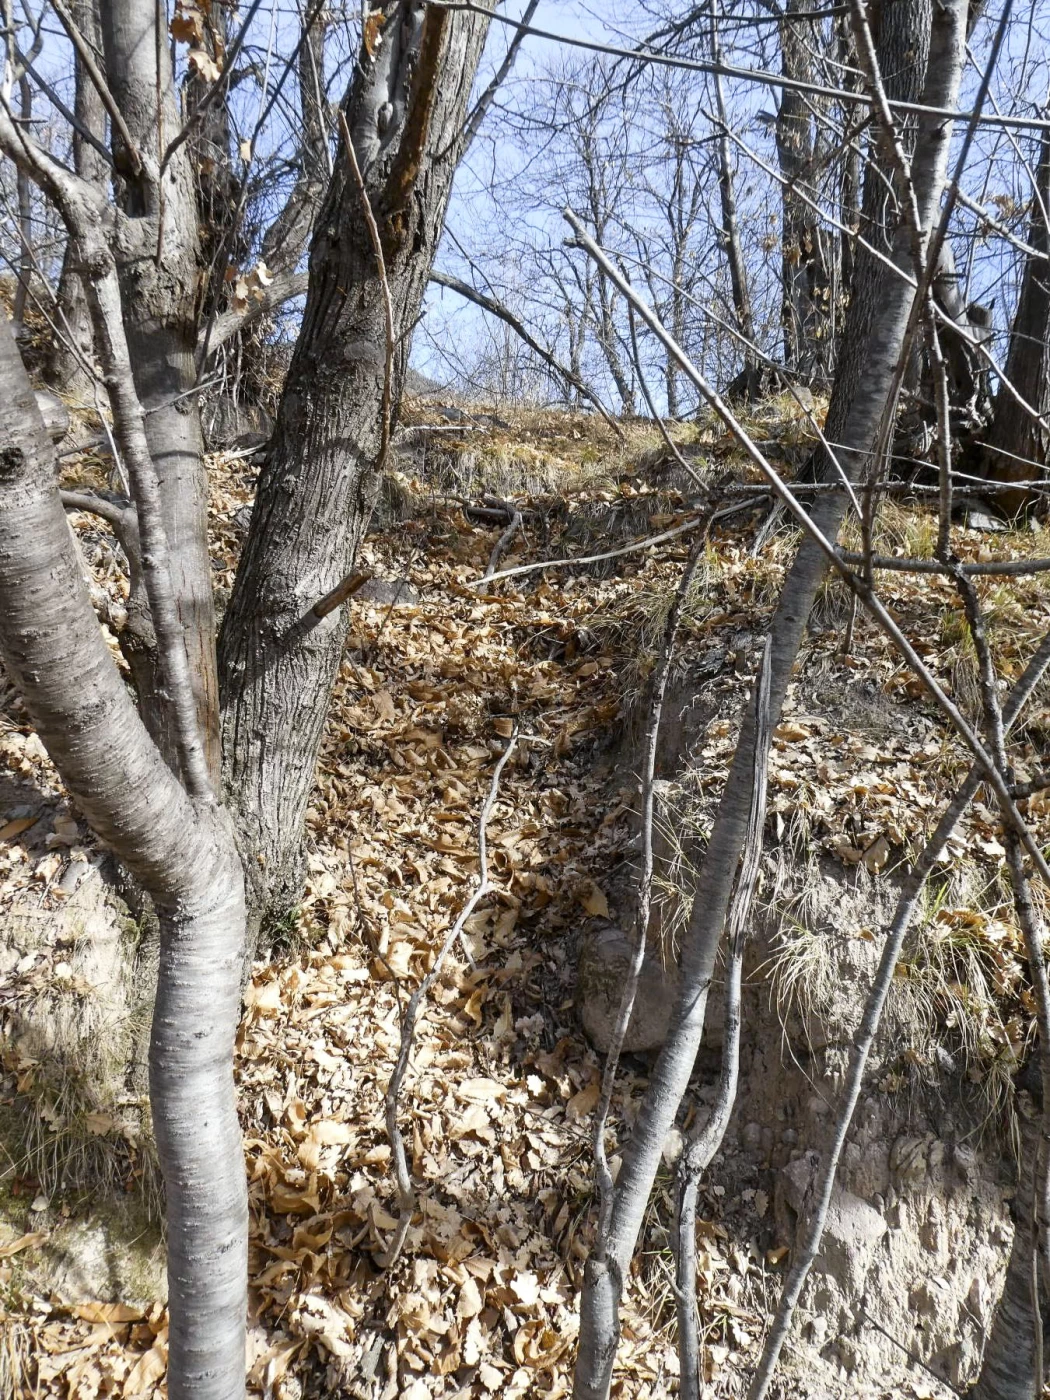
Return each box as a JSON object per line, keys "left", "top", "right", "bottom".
{"left": 382, "top": 730, "right": 518, "bottom": 1267}
{"left": 626, "top": 301, "right": 709, "bottom": 495}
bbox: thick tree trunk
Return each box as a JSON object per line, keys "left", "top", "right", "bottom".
{"left": 572, "top": 3, "right": 964, "bottom": 1395}
{"left": 219, "top": 2, "right": 494, "bottom": 937}
{"left": 0, "top": 317, "right": 247, "bottom": 1400}
{"left": 47, "top": 0, "right": 107, "bottom": 396}
{"left": 981, "top": 126, "right": 1050, "bottom": 512}
{"left": 99, "top": 0, "right": 221, "bottom": 785}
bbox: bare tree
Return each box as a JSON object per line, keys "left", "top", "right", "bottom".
{"left": 218, "top": 4, "right": 496, "bottom": 938}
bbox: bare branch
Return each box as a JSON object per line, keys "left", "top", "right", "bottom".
{"left": 677, "top": 639, "right": 771, "bottom": 1400}
{"left": 460, "top": 0, "right": 539, "bottom": 152}
{"left": 51, "top": 0, "right": 143, "bottom": 176}
{"left": 429, "top": 269, "right": 624, "bottom": 438}
{"left": 199, "top": 269, "right": 309, "bottom": 358}
{"left": 382, "top": 730, "right": 518, "bottom": 1266}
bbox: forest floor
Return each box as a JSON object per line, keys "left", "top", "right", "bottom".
{"left": 2, "top": 397, "right": 1050, "bottom": 1398}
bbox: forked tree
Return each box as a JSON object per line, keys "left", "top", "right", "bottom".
{"left": 0, "top": 2, "right": 495, "bottom": 1395}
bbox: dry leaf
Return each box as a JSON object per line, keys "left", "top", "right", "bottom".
{"left": 187, "top": 48, "right": 222, "bottom": 82}
{"left": 457, "top": 1276, "right": 484, "bottom": 1319}
{"left": 124, "top": 1341, "right": 167, "bottom": 1394}
{"left": 72, "top": 1302, "right": 145, "bottom": 1323}
{"left": 862, "top": 834, "right": 890, "bottom": 874}
{"left": 577, "top": 881, "right": 609, "bottom": 918}
{"left": 566, "top": 1081, "right": 600, "bottom": 1121}
{"left": 0, "top": 816, "right": 35, "bottom": 841}
{"left": 169, "top": 2, "right": 204, "bottom": 44}
{"left": 0, "top": 1230, "right": 47, "bottom": 1258}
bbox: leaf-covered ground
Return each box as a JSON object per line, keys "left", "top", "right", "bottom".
{"left": 3, "top": 400, "right": 1050, "bottom": 1397}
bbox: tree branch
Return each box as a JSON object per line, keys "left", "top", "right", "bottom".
{"left": 199, "top": 268, "right": 309, "bottom": 358}
{"left": 51, "top": 0, "right": 143, "bottom": 176}
{"left": 429, "top": 269, "right": 624, "bottom": 438}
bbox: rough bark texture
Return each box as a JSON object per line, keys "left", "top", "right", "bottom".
{"left": 47, "top": 0, "right": 108, "bottom": 395}
{"left": 99, "top": 0, "right": 220, "bottom": 784}
{"left": 572, "top": 2, "right": 963, "bottom": 1395}
{"left": 776, "top": 0, "right": 835, "bottom": 385}
{"left": 982, "top": 125, "right": 1050, "bottom": 511}
{"left": 219, "top": 2, "right": 494, "bottom": 936}
{"left": 0, "top": 318, "right": 247, "bottom": 1399}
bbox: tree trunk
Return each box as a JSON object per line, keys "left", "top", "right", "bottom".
{"left": 99, "top": 0, "right": 221, "bottom": 785}
{"left": 776, "top": 0, "right": 834, "bottom": 385}
{"left": 710, "top": 2, "right": 757, "bottom": 386}
{"left": 981, "top": 125, "right": 1050, "bottom": 513}
{"left": 47, "top": 0, "right": 108, "bottom": 396}
{"left": 572, "top": 3, "right": 965, "bottom": 1395}
{"left": 0, "top": 317, "right": 247, "bottom": 1400}
{"left": 219, "top": 2, "right": 494, "bottom": 937}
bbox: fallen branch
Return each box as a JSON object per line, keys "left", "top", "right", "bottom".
{"left": 483, "top": 506, "right": 523, "bottom": 578}
{"left": 382, "top": 730, "right": 518, "bottom": 1266}
{"left": 473, "top": 500, "right": 757, "bottom": 588}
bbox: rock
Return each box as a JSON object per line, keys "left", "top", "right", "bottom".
{"left": 576, "top": 926, "right": 676, "bottom": 1053}
{"left": 35, "top": 389, "right": 70, "bottom": 443}
{"left": 356, "top": 576, "right": 420, "bottom": 607}
{"left": 31, "top": 1210, "right": 165, "bottom": 1305}
{"left": 780, "top": 1153, "right": 887, "bottom": 1294}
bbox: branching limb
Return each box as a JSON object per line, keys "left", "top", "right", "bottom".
{"left": 0, "top": 103, "right": 213, "bottom": 799}
{"left": 50, "top": 0, "right": 144, "bottom": 176}
{"left": 382, "top": 730, "right": 518, "bottom": 1267}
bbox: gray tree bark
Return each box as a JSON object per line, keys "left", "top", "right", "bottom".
{"left": 98, "top": 0, "right": 221, "bottom": 784}
{"left": 47, "top": 0, "right": 108, "bottom": 396}
{"left": 0, "top": 317, "right": 247, "bottom": 1400}
{"left": 571, "top": 3, "right": 965, "bottom": 1395}
{"left": 219, "top": 2, "right": 495, "bottom": 937}
{"left": 776, "top": 0, "right": 835, "bottom": 385}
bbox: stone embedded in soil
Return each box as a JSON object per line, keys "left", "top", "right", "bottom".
{"left": 576, "top": 925, "right": 676, "bottom": 1053}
